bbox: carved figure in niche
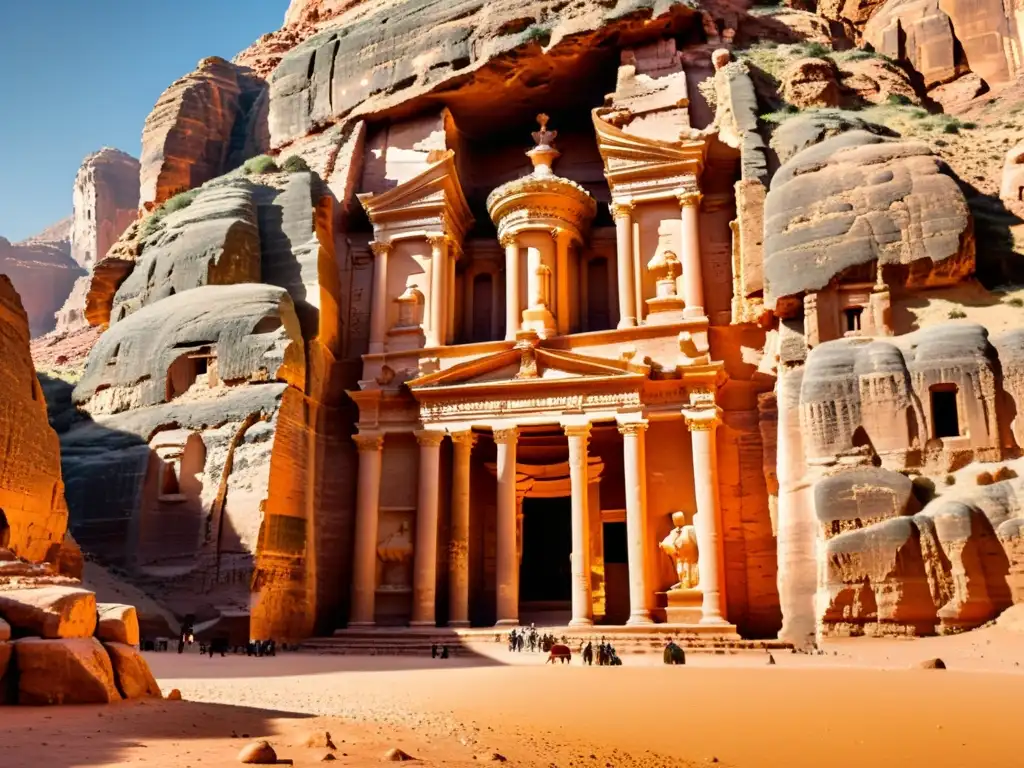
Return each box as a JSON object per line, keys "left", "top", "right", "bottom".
{"left": 378, "top": 520, "right": 413, "bottom": 563}
{"left": 394, "top": 282, "right": 424, "bottom": 329}
{"left": 535, "top": 263, "right": 553, "bottom": 309}
{"left": 660, "top": 511, "right": 699, "bottom": 589}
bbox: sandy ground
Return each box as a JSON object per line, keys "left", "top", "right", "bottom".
{"left": 2, "top": 626, "right": 1024, "bottom": 768}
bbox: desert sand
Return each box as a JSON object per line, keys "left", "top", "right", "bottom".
{"left": 2, "top": 625, "right": 1023, "bottom": 768}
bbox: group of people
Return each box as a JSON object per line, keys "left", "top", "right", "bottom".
{"left": 580, "top": 639, "right": 622, "bottom": 666}
{"left": 430, "top": 644, "right": 451, "bottom": 659}
{"left": 502, "top": 627, "right": 566, "bottom": 653}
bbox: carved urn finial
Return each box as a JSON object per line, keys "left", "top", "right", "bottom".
{"left": 527, "top": 113, "right": 561, "bottom": 176}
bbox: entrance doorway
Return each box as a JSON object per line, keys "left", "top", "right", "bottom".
{"left": 519, "top": 496, "right": 571, "bottom": 619}
{"left": 602, "top": 521, "right": 630, "bottom": 624}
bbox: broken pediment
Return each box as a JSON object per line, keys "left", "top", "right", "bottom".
{"left": 356, "top": 149, "right": 474, "bottom": 242}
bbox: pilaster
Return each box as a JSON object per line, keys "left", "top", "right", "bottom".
{"left": 493, "top": 426, "right": 520, "bottom": 625}
{"left": 369, "top": 241, "right": 392, "bottom": 354}
{"left": 411, "top": 429, "right": 445, "bottom": 626}
{"left": 617, "top": 419, "right": 652, "bottom": 625}
{"left": 350, "top": 431, "right": 385, "bottom": 626}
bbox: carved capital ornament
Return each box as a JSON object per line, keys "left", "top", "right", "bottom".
{"left": 353, "top": 432, "right": 384, "bottom": 452}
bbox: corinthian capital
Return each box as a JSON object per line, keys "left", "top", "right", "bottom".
{"left": 369, "top": 240, "right": 393, "bottom": 258}
{"left": 492, "top": 426, "right": 519, "bottom": 445}
{"left": 616, "top": 420, "right": 649, "bottom": 437}
{"left": 677, "top": 190, "right": 703, "bottom": 209}
{"left": 499, "top": 232, "right": 518, "bottom": 249}
{"left": 414, "top": 429, "right": 446, "bottom": 447}
{"left": 449, "top": 430, "right": 478, "bottom": 449}
{"left": 683, "top": 408, "right": 721, "bottom": 432}
{"left": 352, "top": 431, "right": 384, "bottom": 452}
{"left": 609, "top": 200, "right": 634, "bottom": 220}
{"left": 426, "top": 233, "right": 449, "bottom": 250}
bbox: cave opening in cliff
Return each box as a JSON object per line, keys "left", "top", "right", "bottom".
{"left": 0, "top": 509, "right": 8, "bottom": 548}
{"left": 930, "top": 384, "right": 960, "bottom": 438}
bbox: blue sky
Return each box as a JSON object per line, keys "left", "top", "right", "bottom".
{"left": 0, "top": 1, "right": 286, "bottom": 242}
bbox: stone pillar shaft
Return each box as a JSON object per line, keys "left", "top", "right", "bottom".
{"left": 369, "top": 242, "right": 391, "bottom": 354}
{"left": 565, "top": 423, "right": 594, "bottom": 626}
{"left": 619, "top": 420, "right": 652, "bottom": 625}
{"left": 412, "top": 431, "right": 444, "bottom": 626}
{"left": 350, "top": 432, "right": 384, "bottom": 626}
{"left": 612, "top": 203, "right": 637, "bottom": 328}
{"left": 679, "top": 192, "right": 704, "bottom": 317}
{"left": 446, "top": 248, "right": 457, "bottom": 344}
{"left": 429, "top": 235, "right": 447, "bottom": 347}
{"left": 554, "top": 230, "right": 571, "bottom": 335}
{"left": 504, "top": 237, "right": 520, "bottom": 341}
{"left": 687, "top": 409, "right": 728, "bottom": 624}
{"left": 494, "top": 427, "right": 519, "bottom": 625}
{"left": 448, "top": 431, "right": 475, "bottom": 627}
{"left": 527, "top": 246, "right": 543, "bottom": 308}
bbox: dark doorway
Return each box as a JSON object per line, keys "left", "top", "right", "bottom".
{"left": 0, "top": 509, "right": 8, "bottom": 549}
{"left": 602, "top": 521, "right": 629, "bottom": 624}
{"left": 843, "top": 306, "right": 863, "bottom": 333}
{"left": 519, "top": 496, "right": 571, "bottom": 608}
{"left": 930, "top": 384, "right": 960, "bottom": 438}
{"left": 471, "top": 273, "right": 493, "bottom": 341}
{"left": 586, "top": 257, "right": 611, "bottom": 331}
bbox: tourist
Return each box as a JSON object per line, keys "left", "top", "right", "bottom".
{"left": 583, "top": 641, "right": 593, "bottom": 666}
{"left": 431, "top": 643, "right": 438, "bottom": 659}
{"left": 440, "top": 645, "right": 449, "bottom": 659}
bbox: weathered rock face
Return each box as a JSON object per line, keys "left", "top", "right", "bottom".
{"left": 283, "top": 0, "right": 362, "bottom": 27}
{"left": 140, "top": 57, "right": 268, "bottom": 210}
{"left": 0, "top": 220, "right": 85, "bottom": 337}
{"left": 268, "top": 0, "right": 701, "bottom": 149}
{"left": 781, "top": 58, "right": 841, "bottom": 109}
{"left": 96, "top": 603, "right": 140, "bottom": 645}
{"left": 764, "top": 131, "right": 974, "bottom": 312}
{"left": 0, "top": 586, "right": 97, "bottom": 639}
{"left": 104, "top": 641, "right": 161, "bottom": 699}
{"left": 70, "top": 148, "right": 140, "bottom": 271}
{"left": 769, "top": 111, "right": 894, "bottom": 165}
{"left": 0, "top": 276, "right": 70, "bottom": 560}
{"left": 816, "top": 0, "right": 890, "bottom": 32}
{"left": 110, "top": 178, "right": 262, "bottom": 324}
{"left": 863, "top": 0, "right": 1021, "bottom": 90}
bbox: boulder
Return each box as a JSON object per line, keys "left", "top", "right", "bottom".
{"left": 1000, "top": 143, "right": 1024, "bottom": 208}
{"left": 15, "top": 637, "right": 121, "bottom": 705}
{"left": 96, "top": 603, "right": 140, "bottom": 645}
{"left": 0, "top": 618, "right": 9, "bottom": 641}
{"left": 383, "top": 748, "right": 414, "bottom": 762}
{"left": 918, "top": 657, "right": 946, "bottom": 669}
{"left": 140, "top": 57, "right": 268, "bottom": 210}
{"left": 837, "top": 56, "right": 919, "bottom": 106}
{"left": 104, "top": 641, "right": 162, "bottom": 699}
{"left": 928, "top": 73, "right": 987, "bottom": 112}
{"left": 55, "top": 532, "right": 84, "bottom": 579}
{"left": 781, "top": 58, "right": 841, "bottom": 109}
{"left": 167, "top": 688, "right": 183, "bottom": 700}
{"left": 0, "top": 222, "right": 85, "bottom": 337}
{"left": 816, "top": 0, "right": 889, "bottom": 32}
{"left": 764, "top": 131, "right": 973, "bottom": 311}
{"left": 0, "top": 586, "right": 97, "bottom": 639}
{"left": 769, "top": 111, "right": 894, "bottom": 165}
{"left": 238, "top": 740, "right": 278, "bottom": 764}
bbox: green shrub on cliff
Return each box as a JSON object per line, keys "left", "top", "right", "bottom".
{"left": 281, "top": 155, "right": 310, "bottom": 173}
{"left": 243, "top": 155, "right": 278, "bottom": 175}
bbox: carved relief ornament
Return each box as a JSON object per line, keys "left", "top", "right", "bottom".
{"left": 616, "top": 420, "right": 649, "bottom": 436}
{"left": 352, "top": 432, "right": 384, "bottom": 452}
{"left": 369, "top": 241, "right": 393, "bottom": 258}
{"left": 493, "top": 427, "right": 519, "bottom": 444}
{"left": 414, "top": 430, "right": 446, "bottom": 447}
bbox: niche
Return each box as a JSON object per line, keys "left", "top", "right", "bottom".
{"left": 930, "top": 384, "right": 960, "bottom": 439}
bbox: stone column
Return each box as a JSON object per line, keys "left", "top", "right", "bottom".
{"left": 428, "top": 235, "right": 448, "bottom": 347}
{"left": 611, "top": 202, "right": 638, "bottom": 328}
{"left": 502, "top": 234, "right": 520, "bottom": 340}
{"left": 350, "top": 431, "right": 385, "bottom": 626}
{"left": 494, "top": 427, "right": 519, "bottom": 625}
{"left": 678, "top": 191, "right": 704, "bottom": 317}
{"left": 564, "top": 422, "right": 594, "bottom": 627}
{"left": 686, "top": 407, "right": 728, "bottom": 625}
{"left": 446, "top": 245, "right": 457, "bottom": 344}
{"left": 369, "top": 241, "right": 392, "bottom": 354}
{"left": 553, "top": 228, "right": 571, "bottom": 335}
{"left": 411, "top": 430, "right": 444, "bottom": 627}
{"left": 618, "top": 420, "right": 652, "bottom": 625}
{"left": 448, "top": 430, "right": 476, "bottom": 627}
{"left": 526, "top": 246, "right": 543, "bottom": 309}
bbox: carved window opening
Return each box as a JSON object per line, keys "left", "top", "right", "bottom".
{"left": 161, "top": 463, "right": 180, "bottom": 497}
{"left": 0, "top": 509, "right": 9, "bottom": 548}
{"left": 930, "top": 384, "right": 960, "bottom": 438}
{"left": 471, "top": 273, "right": 493, "bottom": 342}
{"left": 603, "top": 521, "right": 627, "bottom": 564}
{"left": 165, "top": 345, "right": 218, "bottom": 400}
{"left": 843, "top": 306, "right": 863, "bottom": 334}
{"left": 586, "top": 257, "right": 611, "bottom": 331}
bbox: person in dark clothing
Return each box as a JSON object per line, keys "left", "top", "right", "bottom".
{"left": 583, "top": 642, "right": 593, "bottom": 665}
{"left": 431, "top": 643, "right": 438, "bottom": 659}
{"left": 440, "top": 645, "right": 449, "bottom": 659}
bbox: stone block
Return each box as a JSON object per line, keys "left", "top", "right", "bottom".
{"left": 0, "top": 586, "right": 97, "bottom": 639}
{"left": 96, "top": 603, "right": 141, "bottom": 646}
{"left": 0, "top": 641, "right": 11, "bottom": 704}
{"left": 14, "top": 637, "right": 121, "bottom": 705}
{"left": 104, "top": 641, "right": 161, "bottom": 699}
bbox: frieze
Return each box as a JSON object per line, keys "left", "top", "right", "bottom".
{"left": 419, "top": 390, "right": 641, "bottom": 421}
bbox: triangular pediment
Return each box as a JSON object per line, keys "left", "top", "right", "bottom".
{"left": 357, "top": 149, "right": 473, "bottom": 240}
{"left": 407, "top": 344, "right": 647, "bottom": 395}
{"left": 592, "top": 108, "right": 707, "bottom": 186}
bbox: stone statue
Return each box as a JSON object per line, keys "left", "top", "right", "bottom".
{"left": 660, "top": 511, "right": 699, "bottom": 590}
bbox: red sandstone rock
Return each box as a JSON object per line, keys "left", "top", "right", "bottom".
{"left": 837, "top": 56, "right": 919, "bottom": 106}
{"left": 140, "top": 57, "right": 268, "bottom": 210}
{"left": 0, "top": 641, "right": 11, "bottom": 703}
{"left": 238, "top": 740, "right": 278, "bottom": 764}
{"left": 1001, "top": 142, "right": 1024, "bottom": 209}
{"left": 0, "top": 220, "right": 85, "bottom": 337}
{"left": 928, "top": 73, "right": 987, "bottom": 112}
{"left": 70, "top": 148, "right": 140, "bottom": 271}
{"left": 104, "top": 641, "right": 161, "bottom": 699}
{"left": 96, "top": 603, "right": 140, "bottom": 646}
{"left": 0, "top": 586, "right": 97, "bottom": 639}
{"left": 14, "top": 637, "right": 121, "bottom": 705}
{"left": 781, "top": 58, "right": 841, "bottom": 109}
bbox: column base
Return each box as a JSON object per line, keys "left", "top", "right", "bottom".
{"left": 409, "top": 620, "right": 437, "bottom": 628}
{"left": 568, "top": 618, "right": 594, "bottom": 628}
{"left": 494, "top": 619, "right": 520, "bottom": 627}
{"left": 617, "top": 317, "right": 637, "bottom": 329}
{"left": 683, "top": 306, "right": 705, "bottom": 319}
{"left": 626, "top": 613, "right": 654, "bottom": 626}
{"left": 447, "top": 620, "right": 471, "bottom": 629}
{"left": 700, "top": 614, "right": 730, "bottom": 626}
{"left": 348, "top": 621, "right": 376, "bottom": 629}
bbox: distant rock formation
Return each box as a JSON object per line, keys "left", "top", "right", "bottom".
{"left": 139, "top": 56, "right": 269, "bottom": 211}
{"left": 70, "top": 149, "right": 140, "bottom": 271}
{"left": 0, "top": 220, "right": 85, "bottom": 337}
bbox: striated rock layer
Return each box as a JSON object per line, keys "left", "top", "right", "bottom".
{"left": 70, "top": 148, "right": 140, "bottom": 271}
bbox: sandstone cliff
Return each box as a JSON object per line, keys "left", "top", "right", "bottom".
{"left": 70, "top": 148, "right": 140, "bottom": 271}
{"left": 0, "top": 220, "right": 85, "bottom": 337}
{"left": 139, "top": 57, "right": 269, "bottom": 210}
